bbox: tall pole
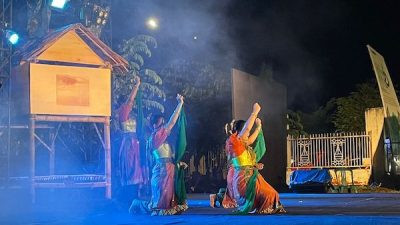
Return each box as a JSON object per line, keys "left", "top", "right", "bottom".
{"left": 29, "top": 116, "right": 36, "bottom": 203}
{"left": 7, "top": 0, "right": 12, "bottom": 185}
{"left": 49, "top": 131, "right": 55, "bottom": 175}
{"left": 0, "top": 0, "right": 13, "bottom": 185}
{"left": 104, "top": 117, "right": 111, "bottom": 199}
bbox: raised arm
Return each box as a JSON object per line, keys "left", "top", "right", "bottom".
{"left": 248, "top": 118, "right": 262, "bottom": 145}
{"left": 239, "top": 103, "right": 261, "bottom": 139}
{"left": 126, "top": 76, "right": 141, "bottom": 107}
{"left": 165, "top": 94, "right": 184, "bottom": 131}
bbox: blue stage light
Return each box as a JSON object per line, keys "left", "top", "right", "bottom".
{"left": 5, "top": 30, "right": 19, "bottom": 45}
{"left": 50, "top": 0, "right": 68, "bottom": 9}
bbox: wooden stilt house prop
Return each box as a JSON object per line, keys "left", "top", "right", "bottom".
{"left": 12, "top": 23, "right": 128, "bottom": 202}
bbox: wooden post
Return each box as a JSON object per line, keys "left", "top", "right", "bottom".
{"left": 29, "top": 116, "right": 36, "bottom": 203}
{"left": 49, "top": 130, "right": 55, "bottom": 175}
{"left": 104, "top": 117, "right": 112, "bottom": 199}
{"left": 286, "top": 135, "right": 292, "bottom": 185}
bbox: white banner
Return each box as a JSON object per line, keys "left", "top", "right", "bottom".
{"left": 367, "top": 45, "right": 400, "bottom": 118}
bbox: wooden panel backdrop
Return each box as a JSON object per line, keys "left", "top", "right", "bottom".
{"left": 30, "top": 63, "right": 111, "bottom": 116}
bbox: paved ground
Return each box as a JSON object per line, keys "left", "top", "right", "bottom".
{"left": 1, "top": 190, "right": 400, "bottom": 225}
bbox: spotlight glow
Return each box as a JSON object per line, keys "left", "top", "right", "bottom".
{"left": 146, "top": 17, "right": 159, "bottom": 30}
{"left": 5, "top": 30, "right": 19, "bottom": 45}
{"left": 50, "top": 0, "right": 67, "bottom": 9}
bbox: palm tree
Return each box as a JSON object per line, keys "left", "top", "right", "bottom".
{"left": 113, "top": 35, "right": 165, "bottom": 116}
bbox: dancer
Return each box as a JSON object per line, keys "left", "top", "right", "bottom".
{"left": 130, "top": 94, "right": 188, "bottom": 215}
{"left": 225, "top": 103, "right": 285, "bottom": 214}
{"left": 118, "top": 76, "right": 148, "bottom": 197}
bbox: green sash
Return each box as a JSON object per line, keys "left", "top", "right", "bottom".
{"left": 235, "top": 129, "right": 266, "bottom": 214}
{"left": 174, "top": 107, "right": 187, "bottom": 205}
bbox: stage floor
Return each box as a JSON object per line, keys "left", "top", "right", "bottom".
{"left": 1, "top": 191, "right": 400, "bottom": 225}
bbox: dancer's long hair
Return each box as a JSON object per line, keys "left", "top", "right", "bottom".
{"left": 225, "top": 120, "right": 245, "bottom": 136}
{"left": 150, "top": 114, "right": 164, "bottom": 130}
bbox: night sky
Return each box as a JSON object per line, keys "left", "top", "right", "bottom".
{"left": 225, "top": 0, "right": 400, "bottom": 111}
{"left": 12, "top": 0, "right": 400, "bottom": 112}
{"left": 110, "top": 0, "right": 400, "bottom": 112}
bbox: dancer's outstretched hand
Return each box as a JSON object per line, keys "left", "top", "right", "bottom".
{"left": 177, "top": 94, "right": 184, "bottom": 104}
{"left": 255, "top": 118, "right": 262, "bottom": 127}
{"left": 256, "top": 163, "right": 264, "bottom": 170}
{"left": 134, "top": 76, "right": 141, "bottom": 86}
{"left": 253, "top": 102, "right": 261, "bottom": 113}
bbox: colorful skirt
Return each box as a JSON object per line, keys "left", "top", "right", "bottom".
{"left": 232, "top": 166, "right": 285, "bottom": 214}
{"left": 149, "top": 159, "right": 188, "bottom": 215}
{"left": 119, "top": 134, "right": 147, "bottom": 186}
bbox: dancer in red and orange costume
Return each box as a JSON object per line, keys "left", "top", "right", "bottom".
{"left": 118, "top": 76, "right": 148, "bottom": 193}
{"left": 225, "top": 103, "right": 285, "bottom": 214}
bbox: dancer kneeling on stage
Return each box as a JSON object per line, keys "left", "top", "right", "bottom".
{"left": 225, "top": 103, "right": 285, "bottom": 214}
{"left": 130, "top": 94, "right": 188, "bottom": 216}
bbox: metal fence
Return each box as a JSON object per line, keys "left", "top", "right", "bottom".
{"left": 287, "top": 132, "right": 372, "bottom": 169}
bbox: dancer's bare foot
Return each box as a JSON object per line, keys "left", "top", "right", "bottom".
{"left": 209, "top": 194, "right": 216, "bottom": 208}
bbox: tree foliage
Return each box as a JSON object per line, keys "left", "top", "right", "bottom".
{"left": 160, "top": 60, "right": 231, "bottom": 155}
{"left": 333, "top": 81, "right": 382, "bottom": 132}
{"left": 161, "top": 60, "right": 230, "bottom": 101}
{"left": 113, "top": 35, "right": 165, "bottom": 118}
{"left": 300, "top": 98, "right": 337, "bottom": 133}
{"left": 286, "top": 110, "right": 307, "bottom": 137}
{"left": 291, "top": 81, "right": 383, "bottom": 134}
